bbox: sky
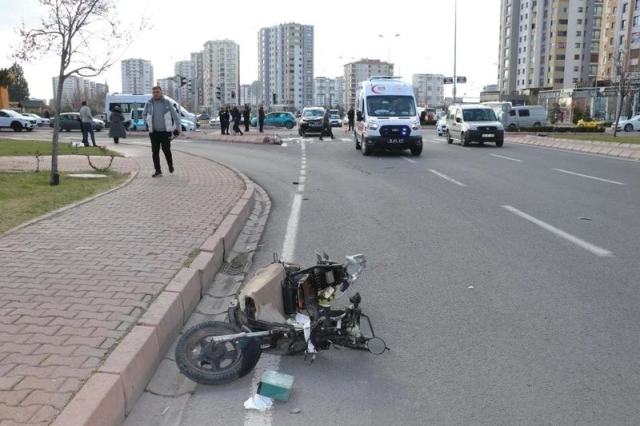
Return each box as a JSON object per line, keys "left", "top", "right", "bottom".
{"left": 0, "top": 0, "right": 501, "bottom": 101}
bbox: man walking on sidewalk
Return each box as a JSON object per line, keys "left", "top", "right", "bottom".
{"left": 79, "top": 101, "right": 97, "bottom": 147}
{"left": 143, "top": 86, "right": 181, "bottom": 177}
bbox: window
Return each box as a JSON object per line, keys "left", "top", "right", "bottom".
{"left": 576, "top": 31, "right": 582, "bottom": 36}
{"left": 622, "top": 20, "right": 627, "bottom": 30}
{"left": 574, "top": 66, "right": 580, "bottom": 71}
{"left": 634, "top": 16, "right": 640, "bottom": 26}
{"left": 576, "top": 43, "right": 581, "bottom": 48}
{"left": 518, "top": 109, "right": 530, "bottom": 117}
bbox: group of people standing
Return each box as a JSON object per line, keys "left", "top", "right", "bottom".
{"left": 218, "top": 104, "right": 249, "bottom": 135}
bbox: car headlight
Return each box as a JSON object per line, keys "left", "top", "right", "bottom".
{"left": 468, "top": 125, "right": 478, "bottom": 131}
{"left": 411, "top": 120, "right": 420, "bottom": 130}
{"left": 368, "top": 122, "right": 379, "bottom": 130}
{"left": 496, "top": 124, "right": 504, "bottom": 131}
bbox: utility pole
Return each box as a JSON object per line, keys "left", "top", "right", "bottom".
{"left": 453, "top": 0, "right": 458, "bottom": 103}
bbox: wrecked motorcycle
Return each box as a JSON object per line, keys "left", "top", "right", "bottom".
{"left": 175, "top": 252, "right": 387, "bottom": 385}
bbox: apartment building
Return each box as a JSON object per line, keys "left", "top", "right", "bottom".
{"left": 313, "top": 77, "right": 337, "bottom": 107}
{"left": 343, "top": 59, "right": 394, "bottom": 109}
{"left": 498, "top": 0, "right": 600, "bottom": 95}
{"left": 412, "top": 73, "right": 445, "bottom": 107}
{"left": 174, "top": 60, "right": 194, "bottom": 106}
{"left": 52, "top": 76, "right": 108, "bottom": 108}
{"left": 121, "top": 59, "right": 154, "bottom": 94}
{"left": 597, "top": 0, "right": 640, "bottom": 80}
{"left": 191, "top": 51, "right": 204, "bottom": 111}
{"left": 203, "top": 40, "right": 240, "bottom": 109}
{"left": 334, "top": 76, "right": 346, "bottom": 108}
{"left": 156, "top": 78, "right": 176, "bottom": 100}
{"left": 258, "top": 23, "right": 314, "bottom": 110}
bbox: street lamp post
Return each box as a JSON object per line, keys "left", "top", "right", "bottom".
{"left": 378, "top": 33, "right": 400, "bottom": 66}
{"left": 453, "top": 0, "right": 458, "bottom": 103}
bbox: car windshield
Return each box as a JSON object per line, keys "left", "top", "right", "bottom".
{"left": 4, "top": 110, "right": 22, "bottom": 118}
{"left": 303, "top": 109, "right": 324, "bottom": 117}
{"left": 462, "top": 108, "right": 497, "bottom": 122}
{"left": 330, "top": 114, "right": 340, "bottom": 119}
{"left": 366, "top": 96, "right": 416, "bottom": 117}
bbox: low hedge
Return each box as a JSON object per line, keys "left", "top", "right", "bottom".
{"left": 506, "top": 126, "right": 606, "bottom": 133}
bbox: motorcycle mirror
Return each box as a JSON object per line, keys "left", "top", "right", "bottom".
{"left": 367, "top": 337, "right": 387, "bottom": 355}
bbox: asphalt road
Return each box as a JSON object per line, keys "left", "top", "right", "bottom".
{"left": 6, "top": 126, "right": 640, "bottom": 424}
{"left": 152, "top": 128, "right": 640, "bottom": 426}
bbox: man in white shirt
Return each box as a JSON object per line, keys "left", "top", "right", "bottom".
{"left": 79, "top": 101, "right": 96, "bottom": 147}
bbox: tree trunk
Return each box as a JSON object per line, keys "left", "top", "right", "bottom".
{"left": 51, "top": 59, "right": 66, "bottom": 186}
{"left": 614, "top": 90, "right": 625, "bottom": 138}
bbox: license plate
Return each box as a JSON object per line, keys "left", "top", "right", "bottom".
{"left": 482, "top": 133, "right": 494, "bottom": 138}
{"left": 310, "top": 123, "right": 320, "bottom": 127}
{"left": 387, "top": 139, "right": 401, "bottom": 143}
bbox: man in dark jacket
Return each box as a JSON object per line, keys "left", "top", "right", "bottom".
{"left": 258, "top": 104, "right": 265, "bottom": 133}
{"left": 243, "top": 104, "right": 251, "bottom": 132}
{"left": 319, "top": 107, "right": 334, "bottom": 140}
{"left": 347, "top": 106, "right": 355, "bottom": 131}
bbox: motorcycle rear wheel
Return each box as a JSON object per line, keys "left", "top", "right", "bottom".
{"left": 175, "top": 321, "right": 260, "bottom": 385}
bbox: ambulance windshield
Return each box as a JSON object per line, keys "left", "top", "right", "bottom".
{"left": 366, "top": 95, "right": 416, "bottom": 117}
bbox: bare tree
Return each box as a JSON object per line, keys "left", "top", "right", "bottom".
{"left": 13, "top": 0, "right": 145, "bottom": 185}
{"left": 612, "top": 46, "right": 640, "bottom": 137}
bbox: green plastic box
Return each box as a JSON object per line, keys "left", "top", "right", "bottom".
{"left": 257, "top": 370, "right": 295, "bottom": 402}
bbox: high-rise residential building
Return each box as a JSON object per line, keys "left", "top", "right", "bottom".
{"left": 334, "top": 76, "right": 346, "bottom": 108}
{"left": 314, "top": 77, "right": 337, "bottom": 107}
{"left": 412, "top": 74, "right": 445, "bottom": 107}
{"left": 174, "top": 60, "right": 194, "bottom": 106}
{"left": 258, "top": 23, "right": 314, "bottom": 110}
{"left": 240, "top": 84, "right": 254, "bottom": 106}
{"left": 203, "top": 40, "right": 240, "bottom": 109}
{"left": 156, "top": 78, "right": 176, "bottom": 99}
{"left": 343, "top": 59, "right": 394, "bottom": 109}
{"left": 597, "top": 0, "right": 640, "bottom": 81}
{"left": 121, "top": 59, "right": 154, "bottom": 94}
{"left": 52, "top": 76, "right": 108, "bottom": 108}
{"left": 191, "top": 51, "right": 204, "bottom": 112}
{"left": 498, "top": 0, "right": 600, "bottom": 95}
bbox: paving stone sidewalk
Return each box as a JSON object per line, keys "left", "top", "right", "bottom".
{"left": 0, "top": 144, "right": 246, "bottom": 425}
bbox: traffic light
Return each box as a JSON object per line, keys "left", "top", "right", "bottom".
{"left": 272, "top": 92, "right": 276, "bottom": 104}
{"left": 187, "top": 79, "right": 192, "bottom": 93}
{"left": 180, "top": 76, "right": 187, "bottom": 87}
{"left": 231, "top": 90, "right": 236, "bottom": 99}
{"left": 215, "top": 86, "right": 221, "bottom": 100}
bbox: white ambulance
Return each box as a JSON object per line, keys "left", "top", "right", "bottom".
{"left": 354, "top": 76, "right": 423, "bottom": 156}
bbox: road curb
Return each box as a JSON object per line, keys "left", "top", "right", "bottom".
{"left": 505, "top": 135, "right": 640, "bottom": 160}
{"left": 51, "top": 163, "right": 256, "bottom": 426}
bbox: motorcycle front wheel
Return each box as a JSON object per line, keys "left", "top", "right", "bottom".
{"left": 175, "top": 321, "right": 261, "bottom": 385}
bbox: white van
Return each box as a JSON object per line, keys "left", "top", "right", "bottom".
{"left": 104, "top": 93, "right": 196, "bottom": 129}
{"left": 354, "top": 76, "right": 423, "bottom": 156}
{"left": 506, "top": 105, "right": 547, "bottom": 128}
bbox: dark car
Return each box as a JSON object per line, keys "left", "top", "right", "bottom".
{"left": 50, "top": 112, "right": 103, "bottom": 132}
{"left": 197, "top": 113, "right": 210, "bottom": 121}
{"left": 298, "top": 107, "right": 325, "bottom": 136}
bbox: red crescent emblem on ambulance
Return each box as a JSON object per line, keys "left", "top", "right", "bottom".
{"left": 371, "top": 85, "right": 385, "bottom": 94}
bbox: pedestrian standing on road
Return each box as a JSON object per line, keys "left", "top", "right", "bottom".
{"left": 43, "top": 110, "right": 50, "bottom": 119}
{"left": 222, "top": 106, "right": 231, "bottom": 135}
{"left": 108, "top": 106, "right": 127, "bottom": 144}
{"left": 143, "top": 86, "right": 181, "bottom": 178}
{"left": 231, "top": 106, "right": 243, "bottom": 135}
{"left": 218, "top": 107, "right": 226, "bottom": 135}
{"left": 258, "top": 104, "right": 265, "bottom": 133}
{"left": 347, "top": 106, "right": 355, "bottom": 131}
{"left": 243, "top": 104, "right": 251, "bottom": 132}
{"left": 319, "top": 107, "right": 334, "bottom": 140}
{"left": 79, "top": 101, "right": 97, "bottom": 147}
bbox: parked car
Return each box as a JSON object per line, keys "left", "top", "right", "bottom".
{"left": 250, "top": 112, "right": 296, "bottom": 129}
{"left": 298, "top": 107, "right": 325, "bottom": 136}
{"left": 209, "top": 116, "right": 221, "bottom": 128}
{"left": 436, "top": 116, "right": 447, "bottom": 136}
{"left": 180, "top": 119, "right": 196, "bottom": 132}
{"left": 198, "top": 113, "right": 211, "bottom": 121}
{"left": 576, "top": 119, "right": 604, "bottom": 128}
{"left": 0, "top": 109, "right": 37, "bottom": 132}
{"left": 49, "top": 112, "right": 103, "bottom": 131}
{"left": 329, "top": 114, "right": 341, "bottom": 127}
{"left": 22, "top": 113, "right": 49, "bottom": 127}
{"left": 612, "top": 115, "right": 640, "bottom": 132}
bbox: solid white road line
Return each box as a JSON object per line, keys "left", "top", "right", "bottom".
{"left": 340, "top": 138, "right": 351, "bottom": 142}
{"left": 428, "top": 169, "right": 467, "bottom": 187}
{"left": 490, "top": 153, "right": 523, "bottom": 163}
{"left": 502, "top": 205, "right": 614, "bottom": 257}
{"left": 553, "top": 168, "right": 626, "bottom": 185}
{"left": 401, "top": 156, "right": 417, "bottom": 163}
